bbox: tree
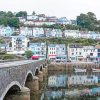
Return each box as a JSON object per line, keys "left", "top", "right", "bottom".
{"left": 32, "top": 11, "right": 36, "bottom": 15}
{"left": 15, "top": 11, "right": 27, "bottom": 18}
{"left": 25, "top": 50, "right": 32, "bottom": 58}
{"left": 76, "top": 12, "right": 97, "bottom": 31}
{"left": 6, "top": 11, "right": 14, "bottom": 17}
{"left": 7, "top": 17, "right": 19, "bottom": 27}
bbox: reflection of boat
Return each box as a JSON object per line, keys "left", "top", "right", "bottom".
{"left": 92, "top": 68, "right": 100, "bottom": 72}
{"left": 74, "top": 68, "right": 86, "bottom": 72}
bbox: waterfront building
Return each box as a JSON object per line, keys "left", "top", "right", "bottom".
{"left": 68, "top": 44, "right": 97, "bottom": 62}
{"left": 68, "top": 44, "right": 83, "bottom": 61}
{"left": 48, "top": 44, "right": 67, "bottom": 61}
{"left": 28, "top": 42, "right": 46, "bottom": 58}
{"left": 7, "top": 36, "right": 29, "bottom": 54}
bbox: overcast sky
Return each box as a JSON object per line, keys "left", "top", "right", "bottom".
{"left": 0, "top": 0, "right": 100, "bottom": 20}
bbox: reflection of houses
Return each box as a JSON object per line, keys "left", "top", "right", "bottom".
{"left": 28, "top": 42, "right": 46, "bottom": 58}
{"left": 48, "top": 44, "right": 67, "bottom": 60}
{"left": 7, "top": 36, "right": 29, "bottom": 54}
{"left": 68, "top": 75, "right": 98, "bottom": 86}
{"left": 48, "top": 75, "right": 67, "bottom": 87}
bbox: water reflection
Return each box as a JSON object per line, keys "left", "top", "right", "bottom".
{"left": 41, "top": 71, "right": 100, "bottom": 100}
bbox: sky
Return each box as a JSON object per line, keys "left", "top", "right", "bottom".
{"left": 0, "top": 0, "right": 100, "bottom": 20}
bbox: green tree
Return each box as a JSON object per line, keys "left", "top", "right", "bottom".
{"left": 7, "top": 17, "right": 19, "bottom": 27}
{"left": 6, "top": 11, "right": 14, "bottom": 17}
{"left": 76, "top": 12, "right": 97, "bottom": 31}
{"left": 25, "top": 50, "right": 32, "bottom": 58}
{"left": 15, "top": 11, "right": 27, "bottom": 18}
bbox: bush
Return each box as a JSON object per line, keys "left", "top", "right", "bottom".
{"left": 25, "top": 50, "right": 32, "bottom": 58}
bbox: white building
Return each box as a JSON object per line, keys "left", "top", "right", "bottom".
{"left": 68, "top": 44, "right": 97, "bottom": 62}
{"left": 0, "top": 26, "right": 13, "bottom": 37}
{"left": 64, "top": 30, "right": 80, "bottom": 38}
{"left": 83, "top": 46, "right": 97, "bottom": 61}
{"left": 20, "top": 27, "right": 33, "bottom": 36}
{"left": 27, "top": 15, "right": 38, "bottom": 21}
{"left": 7, "top": 36, "right": 29, "bottom": 54}
{"left": 33, "top": 27, "right": 45, "bottom": 37}
{"left": 68, "top": 44, "right": 83, "bottom": 61}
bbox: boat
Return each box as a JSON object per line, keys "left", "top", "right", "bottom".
{"left": 74, "top": 68, "right": 86, "bottom": 72}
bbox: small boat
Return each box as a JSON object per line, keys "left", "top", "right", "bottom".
{"left": 92, "top": 68, "right": 100, "bottom": 72}
{"left": 74, "top": 68, "right": 86, "bottom": 72}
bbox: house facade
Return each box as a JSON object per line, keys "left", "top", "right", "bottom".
{"left": 68, "top": 44, "right": 97, "bottom": 62}
{"left": 28, "top": 42, "right": 46, "bottom": 58}
{"left": 0, "top": 26, "right": 13, "bottom": 37}
{"left": 7, "top": 36, "right": 29, "bottom": 54}
{"left": 48, "top": 44, "right": 67, "bottom": 61}
{"left": 20, "top": 27, "right": 33, "bottom": 36}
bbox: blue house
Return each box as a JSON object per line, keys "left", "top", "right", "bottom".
{"left": 28, "top": 42, "right": 46, "bottom": 58}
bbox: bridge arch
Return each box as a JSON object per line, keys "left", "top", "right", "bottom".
{"left": 35, "top": 67, "right": 39, "bottom": 76}
{"left": 40, "top": 65, "right": 43, "bottom": 71}
{"left": 1, "top": 81, "right": 21, "bottom": 100}
{"left": 24, "top": 71, "right": 34, "bottom": 86}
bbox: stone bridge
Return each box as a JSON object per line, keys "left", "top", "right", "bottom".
{"left": 0, "top": 59, "right": 47, "bottom": 100}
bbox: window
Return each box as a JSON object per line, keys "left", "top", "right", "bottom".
{"left": 72, "top": 53, "right": 74, "bottom": 55}
{"left": 90, "top": 53, "right": 93, "bottom": 56}
{"left": 71, "top": 49, "right": 74, "bottom": 52}
{"left": 79, "top": 52, "right": 81, "bottom": 55}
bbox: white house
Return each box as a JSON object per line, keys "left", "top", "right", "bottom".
{"left": 33, "top": 27, "right": 45, "bottom": 37}
{"left": 83, "top": 46, "right": 97, "bottom": 61}
{"left": 0, "top": 26, "right": 13, "bottom": 37}
{"left": 64, "top": 30, "right": 79, "bottom": 38}
{"left": 27, "top": 15, "right": 38, "bottom": 21}
{"left": 7, "top": 36, "right": 29, "bottom": 54}
{"left": 68, "top": 44, "right": 98, "bottom": 62}
{"left": 68, "top": 44, "right": 83, "bottom": 61}
{"left": 20, "top": 27, "right": 33, "bottom": 36}
{"left": 50, "top": 29, "right": 62, "bottom": 37}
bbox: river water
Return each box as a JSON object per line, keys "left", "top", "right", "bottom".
{"left": 32, "top": 67, "right": 100, "bottom": 100}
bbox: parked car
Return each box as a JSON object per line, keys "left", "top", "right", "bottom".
{"left": 31, "top": 55, "right": 39, "bottom": 60}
